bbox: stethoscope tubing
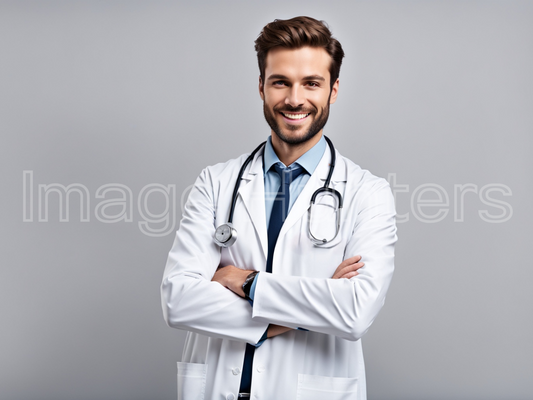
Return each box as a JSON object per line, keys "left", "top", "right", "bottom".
{"left": 227, "top": 141, "right": 266, "bottom": 224}
{"left": 215, "top": 135, "right": 342, "bottom": 247}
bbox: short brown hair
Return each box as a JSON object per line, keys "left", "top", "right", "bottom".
{"left": 254, "top": 16, "right": 345, "bottom": 89}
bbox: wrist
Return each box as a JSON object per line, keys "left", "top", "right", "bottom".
{"left": 224, "top": 267, "right": 254, "bottom": 297}
{"left": 242, "top": 271, "right": 259, "bottom": 299}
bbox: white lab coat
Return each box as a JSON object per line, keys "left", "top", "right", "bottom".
{"left": 161, "top": 143, "right": 397, "bottom": 400}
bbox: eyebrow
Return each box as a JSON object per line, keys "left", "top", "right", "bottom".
{"left": 267, "top": 74, "right": 326, "bottom": 82}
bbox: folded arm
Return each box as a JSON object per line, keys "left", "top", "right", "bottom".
{"left": 160, "top": 168, "right": 268, "bottom": 344}
{"left": 250, "top": 182, "right": 397, "bottom": 341}
{"left": 212, "top": 255, "right": 366, "bottom": 338}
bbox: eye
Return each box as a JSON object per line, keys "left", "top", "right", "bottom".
{"left": 272, "top": 80, "right": 287, "bottom": 86}
{"left": 307, "top": 81, "right": 320, "bottom": 88}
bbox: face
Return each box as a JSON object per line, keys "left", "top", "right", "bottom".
{"left": 259, "top": 46, "right": 339, "bottom": 146}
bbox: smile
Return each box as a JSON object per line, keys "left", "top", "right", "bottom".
{"left": 280, "top": 112, "right": 310, "bottom": 120}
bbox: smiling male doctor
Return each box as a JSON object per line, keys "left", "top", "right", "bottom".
{"left": 161, "top": 16, "right": 397, "bottom": 400}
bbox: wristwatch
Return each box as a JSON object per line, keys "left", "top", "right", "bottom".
{"left": 242, "top": 271, "right": 259, "bottom": 299}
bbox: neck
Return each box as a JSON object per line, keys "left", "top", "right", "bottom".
{"left": 271, "top": 131, "right": 323, "bottom": 166}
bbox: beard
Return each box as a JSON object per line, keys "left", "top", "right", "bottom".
{"left": 263, "top": 100, "right": 331, "bottom": 145}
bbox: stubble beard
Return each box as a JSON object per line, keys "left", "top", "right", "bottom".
{"left": 263, "top": 100, "right": 331, "bottom": 146}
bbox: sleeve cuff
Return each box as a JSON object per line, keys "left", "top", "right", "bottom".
{"left": 246, "top": 274, "right": 259, "bottom": 306}
{"left": 254, "top": 326, "right": 269, "bottom": 347}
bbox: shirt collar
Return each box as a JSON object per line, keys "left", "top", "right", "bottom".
{"left": 263, "top": 135, "right": 327, "bottom": 176}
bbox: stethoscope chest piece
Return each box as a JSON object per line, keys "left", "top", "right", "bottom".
{"left": 214, "top": 223, "right": 237, "bottom": 248}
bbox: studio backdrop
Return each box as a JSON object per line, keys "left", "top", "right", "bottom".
{"left": 1, "top": 1, "right": 531, "bottom": 399}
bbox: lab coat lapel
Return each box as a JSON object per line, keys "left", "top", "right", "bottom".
{"left": 238, "top": 151, "right": 268, "bottom": 259}
{"left": 279, "top": 148, "right": 347, "bottom": 239}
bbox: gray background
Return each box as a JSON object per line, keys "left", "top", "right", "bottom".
{"left": 1, "top": 1, "right": 532, "bottom": 399}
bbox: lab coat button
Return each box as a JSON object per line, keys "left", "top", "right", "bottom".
{"left": 231, "top": 367, "right": 241, "bottom": 375}
{"left": 226, "top": 393, "right": 235, "bottom": 400}
{"left": 256, "top": 366, "right": 264, "bottom": 373}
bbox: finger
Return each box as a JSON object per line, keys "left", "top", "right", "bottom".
{"left": 339, "top": 271, "right": 359, "bottom": 279}
{"left": 339, "top": 262, "right": 365, "bottom": 275}
{"left": 333, "top": 256, "right": 362, "bottom": 276}
{"left": 333, "top": 262, "right": 364, "bottom": 279}
{"left": 343, "top": 255, "right": 362, "bottom": 266}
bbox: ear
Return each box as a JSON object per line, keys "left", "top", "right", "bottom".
{"left": 258, "top": 76, "right": 264, "bottom": 101}
{"left": 329, "top": 79, "right": 339, "bottom": 104}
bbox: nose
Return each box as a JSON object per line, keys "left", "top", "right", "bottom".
{"left": 285, "top": 85, "right": 304, "bottom": 108}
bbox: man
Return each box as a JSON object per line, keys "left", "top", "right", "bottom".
{"left": 161, "top": 16, "right": 397, "bottom": 399}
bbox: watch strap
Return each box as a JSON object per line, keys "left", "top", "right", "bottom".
{"left": 242, "top": 271, "right": 259, "bottom": 299}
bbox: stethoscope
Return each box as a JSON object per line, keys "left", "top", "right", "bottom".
{"left": 214, "top": 136, "right": 343, "bottom": 248}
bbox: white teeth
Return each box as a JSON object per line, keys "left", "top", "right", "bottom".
{"left": 282, "top": 113, "right": 309, "bottom": 120}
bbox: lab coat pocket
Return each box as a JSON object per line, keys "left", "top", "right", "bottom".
{"left": 296, "top": 373, "right": 358, "bottom": 400}
{"left": 177, "top": 362, "right": 207, "bottom": 400}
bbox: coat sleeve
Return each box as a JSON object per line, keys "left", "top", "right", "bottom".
{"left": 251, "top": 178, "right": 397, "bottom": 341}
{"left": 160, "top": 167, "right": 269, "bottom": 344}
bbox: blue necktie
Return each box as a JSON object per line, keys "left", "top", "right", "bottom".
{"left": 266, "top": 164, "right": 305, "bottom": 272}
{"left": 240, "top": 164, "right": 305, "bottom": 394}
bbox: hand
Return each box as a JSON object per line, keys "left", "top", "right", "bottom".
{"left": 211, "top": 265, "right": 253, "bottom": 298}
{"left": 267, "top": 324, "right": 293, "bottom": 338}
{"left": 268, "top": 257, "right": 364, "bottom": 338}
{"left": 331, "top": 255, "right": 364, "bottom": 279}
